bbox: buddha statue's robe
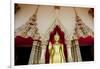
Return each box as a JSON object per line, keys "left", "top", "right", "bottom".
{"left": 48, "top": 42, "right": 65, "bottom": 63}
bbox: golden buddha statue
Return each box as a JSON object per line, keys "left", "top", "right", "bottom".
{"left": 48, "top": 32, "right": 65, "bottom": 63}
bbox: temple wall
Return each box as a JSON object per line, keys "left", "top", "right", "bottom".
{"left": 15, "top": 4, "right": 94, "bottom": 64}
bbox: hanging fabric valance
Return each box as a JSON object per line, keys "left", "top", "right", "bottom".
{"left": 15, "top": 36, "right": 33, "bottom": 47}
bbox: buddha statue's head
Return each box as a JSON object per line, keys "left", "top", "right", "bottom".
{"left": 54, "top": 32, "right": 60, "bottom": 42}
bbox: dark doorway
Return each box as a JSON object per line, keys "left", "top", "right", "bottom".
{"left": 79, "top": 45, "right": 94, "bottom": 61}
{"left": 15, "top": 47, "right": 32, "bottom": 65}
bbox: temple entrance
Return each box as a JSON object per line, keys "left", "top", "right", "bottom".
{"left": 78, "top": 36, "right": 94, "bottom": 61}
{"left": 15, "top": 36, "right": 33, "bottom": 65}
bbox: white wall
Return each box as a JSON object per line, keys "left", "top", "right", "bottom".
{"left": 15, "top": 4, "right": 93, "bottom": 39}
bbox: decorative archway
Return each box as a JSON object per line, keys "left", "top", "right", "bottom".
{"left": 45, "top": 25, "right": 68, "bottom": 63}
{"left": 72, "top": 8, "right": 94, "bottom": 61}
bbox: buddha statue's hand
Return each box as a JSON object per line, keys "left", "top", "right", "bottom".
{"left": 48, "top": 42, "right": 52, "bottom": 50}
